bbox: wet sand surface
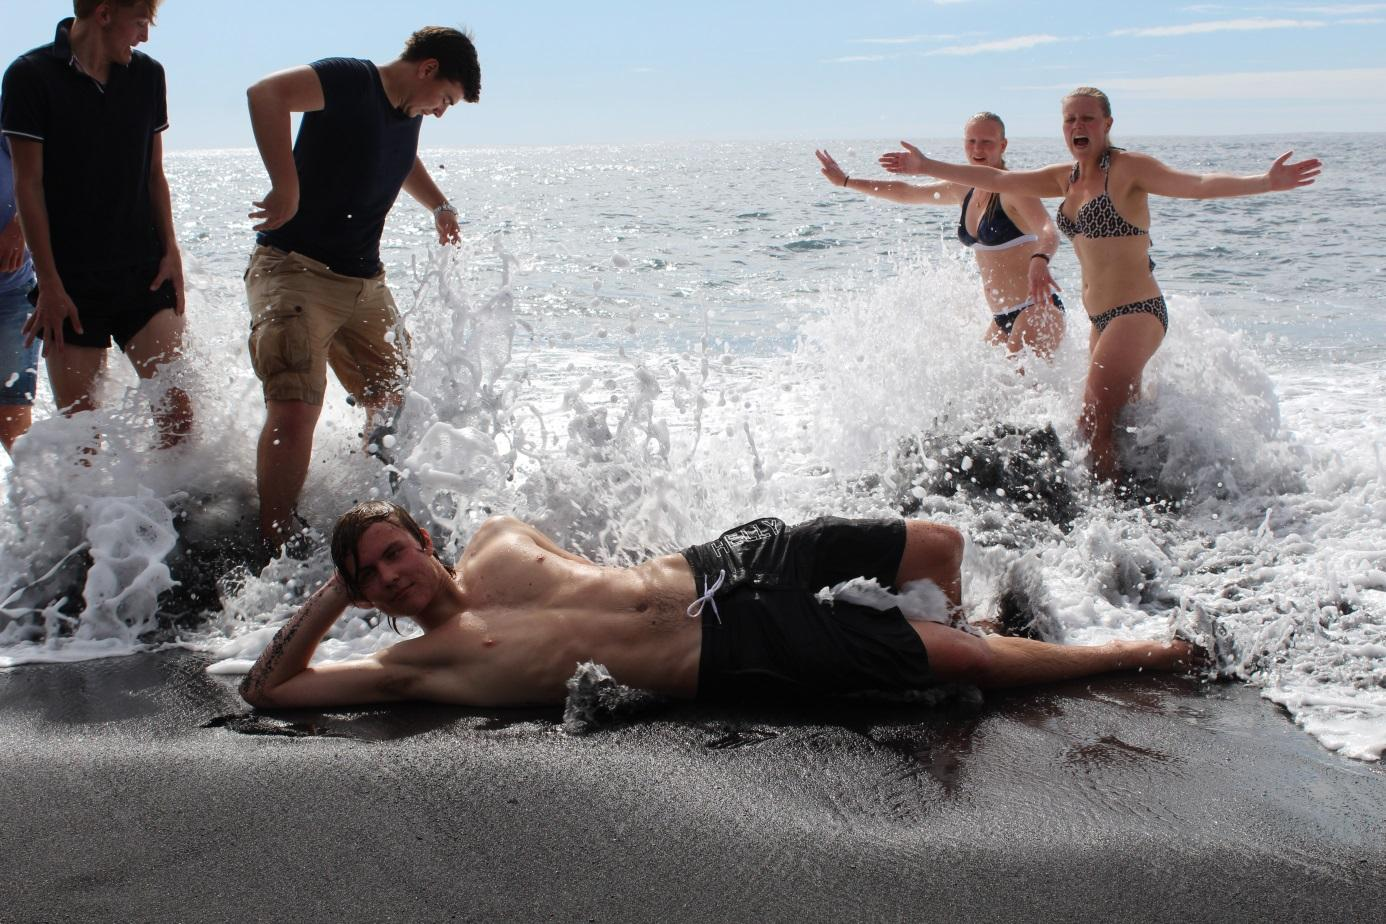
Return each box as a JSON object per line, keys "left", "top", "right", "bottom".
{"left": 2, "top": 651, "right": 1383, "bottom": 923}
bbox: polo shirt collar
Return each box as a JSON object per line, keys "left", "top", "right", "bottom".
{"left": 50, "top": 18, "right": 75, "bottom": 60}
{"left": 51, "top": 16, "right": 129, "bottom": 89}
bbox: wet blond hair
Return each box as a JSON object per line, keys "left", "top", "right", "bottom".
{"left": 1064, "top": 86, "right": 1112, "bottom": 118}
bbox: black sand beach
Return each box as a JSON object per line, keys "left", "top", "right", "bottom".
{"left": 3, "top": 651, "right": 1383, "bottom": 923}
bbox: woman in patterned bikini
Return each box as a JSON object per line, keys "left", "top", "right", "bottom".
{"left": 816, "top": 112, "right": 1065, "bottom": 358}
{"left": 878, "top": 87, "right": 1320, "bottom": 482}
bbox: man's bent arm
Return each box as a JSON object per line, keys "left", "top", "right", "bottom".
{"left": 246, "top": 66, "right": 324, "bottom": 231}
{"left": 147, "top": 133, "right": 184, "bottom": 313}
{"left": 9, "top": 137, "right": 82, "bottom": 349}
{"left": 9, "top": 138, "right": 60, "bottom": 292}
{"left": 240, "top": 574, "right": 421, "bottom": 709}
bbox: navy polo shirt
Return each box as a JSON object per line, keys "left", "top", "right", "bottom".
{"left": 0, "top": 18, "right": 168, "bottom": 276}
{"left": 258, "top": 57, "right": 422, "bottom": 278}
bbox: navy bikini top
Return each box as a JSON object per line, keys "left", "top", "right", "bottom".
{"left": 1056, "top": 150, "right": 1148, "bottom": 240}
{"left": 957, "top": 189, "right": 1037, "bottom": 252}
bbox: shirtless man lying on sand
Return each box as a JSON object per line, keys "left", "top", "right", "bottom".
{"left": 240, "top": 501, "right": 1201, "bottom": 709}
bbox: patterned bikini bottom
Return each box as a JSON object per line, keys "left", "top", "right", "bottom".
{"left": 1089, "top": 296, "right": 1168, "bottom": 334}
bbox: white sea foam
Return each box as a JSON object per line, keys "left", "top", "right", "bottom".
{"left": 0, "top": 141, "right": 1380, "bottom": 762}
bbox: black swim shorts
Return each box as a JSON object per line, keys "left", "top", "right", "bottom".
{"left": 682, "top": 516, "right": 932, "bottom": 702}
{"left": 27, "top": 261, "right": 177, "bottom": 350}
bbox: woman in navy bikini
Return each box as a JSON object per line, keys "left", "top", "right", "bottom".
{"left": 816, "top": 112, "right": 1065, "bottom": 358}
{"left": 878, "top": 87, "right": 1320, "bottom": 482}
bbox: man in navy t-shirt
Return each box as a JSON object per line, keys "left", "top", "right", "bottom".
{"left": 244, "top": 26, "right": 480, "bottom": 552}
{"left": 0, "top": 0, "right": 192, "bottom": 454}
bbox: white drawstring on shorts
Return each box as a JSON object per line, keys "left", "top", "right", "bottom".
{"left": 686, "top": 569, "right": 726, "bottom": 623}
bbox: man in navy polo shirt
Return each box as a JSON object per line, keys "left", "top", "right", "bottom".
{"left": 0, "top": 0, "right": 191, "bottom": 455}
{"left": 245, "top": 27, "right": 480, "bottom": 552}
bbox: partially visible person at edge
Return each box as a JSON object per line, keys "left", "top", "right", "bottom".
{"left": 244, "top": 26, "right": 480, "bottom": 558}
{"left": 239, "top": 501, "right": 1205, "bottom": 711}
{"left": 879, "top": 87, "right": 1320, "bottom": 482}
{"left": 817, "top": 112, "right": 1065, "bottom": 359}
{"left": 1, "top": 0, "right": 192, "bottom": 458}
{"left": 0, "top": 129, "right": 41, "bottom": 455}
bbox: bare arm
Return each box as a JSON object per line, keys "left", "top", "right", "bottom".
{"left": 239, "top": 574, "right": 421, "bottom": 709}
{"left": 246, "top": 65, "right": 324, "bottom": 231}
{"left": 815, "top": 149, "right": 966, "bottom": 205}
{"left": 147, "top": 133, "right": 184, "bottom": 314}
{"left": 9, "top": 138, "right": 81, "bottom": 351}
{"left": 1131, "top": 150, "right": 1322, "bottom": 200}
{"left": 402, "top": 156, "right": 460, "bottom": 245}
{"left": 1002, "top": 194, "right": 1063, "bottom": 306}
{"left": 0, "top": 213, "right": 23, "bottom": 274}
{"left": 880, "top": 141, "right": 1069, "bottom": 199}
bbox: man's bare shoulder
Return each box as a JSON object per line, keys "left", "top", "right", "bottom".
{"left": 456, "top": 515, "right": 534, "bottom": 562}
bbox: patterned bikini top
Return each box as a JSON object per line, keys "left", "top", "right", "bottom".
{"left": 1055, "top": 150, "right": 1148, "bottom": 240}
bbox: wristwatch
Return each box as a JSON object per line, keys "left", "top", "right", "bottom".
{"left": 433, "top": 201, "right": 459, "bottom": 218}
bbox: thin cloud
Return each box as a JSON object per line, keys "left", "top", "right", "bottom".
{"left": 851, "top": 34, "right": 962, "bottom": 45}
{"left": 1112, "top": 17, "right": 1326, "bottom": 37}
{"left": 1018, "top": 67, "right": 1386, "bottom": 100}
{"left": 1283, "top": 3, "right": 1386, "bottom": 11}
{"left": 824, "top": 54, "right": 895, "bottom": 64}
{"left": 926, "top": 34, "right": 1067, "bottom": 55}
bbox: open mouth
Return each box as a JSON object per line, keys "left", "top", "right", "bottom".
{"left": 1073, "top": 134, "right": 1091, "bottom": 149}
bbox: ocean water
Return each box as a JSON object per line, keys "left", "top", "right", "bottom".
{"left": 1, "top": 134, "right": 1382, "bottom": 762}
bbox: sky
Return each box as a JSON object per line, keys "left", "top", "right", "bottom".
{"left": 2, "top": 0, "right": 1383, "bottom": 149}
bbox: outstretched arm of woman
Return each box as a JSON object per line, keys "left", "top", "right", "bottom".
{"left": 816, "top": 149, "right": 965, "bottom": 204}
{"left": 1133, "top": 150, "right": 1322, "bottom": 199}
{"left": 879, "top": 141, "right": 1069, "bottom": 199}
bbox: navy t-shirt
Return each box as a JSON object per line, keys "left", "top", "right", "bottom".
{"left": 0, "top": 19, "right": 168, "bottom": 276}
{"left": 259, "top": 58, "right": 422, "bottom": 278}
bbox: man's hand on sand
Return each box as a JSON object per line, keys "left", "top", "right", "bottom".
{"left": 250, "top": 185, "right": 300, "bottom": 232}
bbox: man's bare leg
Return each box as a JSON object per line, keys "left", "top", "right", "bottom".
{"left": 893, "top": 518, "right": 1195, "bottom": 686}
{"left": 0, "top": 405, "right": 32, "bottom": 454}
{"left": 124, "top": 308, "right": 192, "bottom": 449}
{"left": 258, "top": 398, "right": 322, "bottom": 546}
{"left": 45, "top": 345, "right": 106, "bottom": 461}
{"left": 895, "top": 519, "right": 965, "bottom": 608}
{"left": 915, "top": 622, "right": 1195, "bottom": 688}
{"left": 46, "top": 344, "right": 106, "bottom": 416}
{"left": 360, "top": 394, "right": 401, "bottom": 456}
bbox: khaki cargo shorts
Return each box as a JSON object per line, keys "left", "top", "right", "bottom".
{"left": 244, "top": 245, "right": 411, "bottom": 406}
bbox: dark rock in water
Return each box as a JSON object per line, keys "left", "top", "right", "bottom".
{"left": 997, "top": 558, "right": 1065, "bottom": 643}
{"left": 562, "top": 661, "right": 668, "bottom": 734}
{"left": 897, "top": 425, "right": 1078, "bottom": 531}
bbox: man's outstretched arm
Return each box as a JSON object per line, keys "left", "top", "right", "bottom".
{"left": 240, "top": 574, "right": 419, "bottom": 709}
